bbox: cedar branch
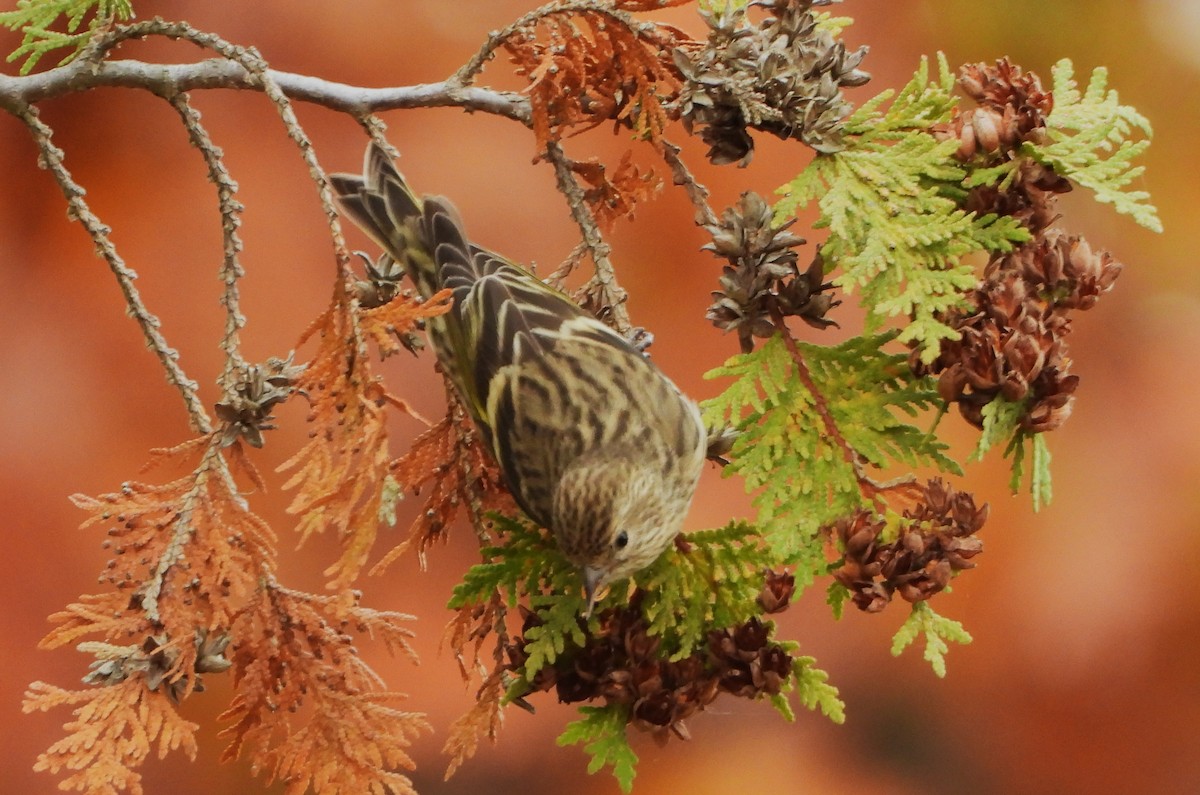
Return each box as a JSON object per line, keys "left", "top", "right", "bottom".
{"left": 659, "top": 140, "right": 718, "bottom": 227}
{"left": 0, "top": 57, "right": 530, "bottom": 121}
{"left": 545, "top": 141, "right": 632, "bottom": 336}
{"left": 771, "top": 312, "right": 882, "bottom": 505}
{"left": 167, "top": 92, "right": 248, "bottom": 389}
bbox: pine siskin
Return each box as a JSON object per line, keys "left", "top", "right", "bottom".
{"left": 331, "top": 143, "right": 707, "bottom": 611}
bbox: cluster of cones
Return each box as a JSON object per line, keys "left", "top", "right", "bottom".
{"left": 506, "top": 571, "right": 797, "bottom": 739}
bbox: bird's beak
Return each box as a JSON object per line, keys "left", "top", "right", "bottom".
{"left": 582, "top": 566, "right": 605, "bottom": 618}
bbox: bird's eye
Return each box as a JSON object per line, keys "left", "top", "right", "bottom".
{"left": 614, "top": 531, "right": 629, "bottom": 550}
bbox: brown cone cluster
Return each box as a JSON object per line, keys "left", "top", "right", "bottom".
{"left": 676, "top": 0, "right": 870, "bottom": 165}
{"left": 757, "top": 568, "right": 796, "bottom": 614}
{"left": 917, "top": 232, "right": 1121, "bottom": 431}
{"left": 353, "top": 252, "right": 426, "bottom": 354}
{"left": 507, "top": 581, "right": 796, "bottom": 739}
{"left": 214, "top": 355, "right": 304, "bottom": 448}
{"left": 83, "top": 629, "right": 231, "bottom": 704}
{"left": 916, "top": 60, "right": 1122, "bottom": 432}
{"left": 705, "top": 191, "right": 837, "bottom": 351}
{"left": 937, "top": 59, "right": 1053, "bottom": 161}
{"left": 934, "top": 59, "right": 1072, "bottom": 236}
{"left": 829, "top": 479, "right": 986, "bottom": 613}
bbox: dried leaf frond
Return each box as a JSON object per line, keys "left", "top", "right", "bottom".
{"left": 613, "top": 0, "right": 694, "bottom": 10}
{"left": 280, "top": 292, "right": 425, "bottom": 589}
{"left": 374, "top": 404, "right": 516, "bottom": 574}
{"left": 503, "top": 6, "right": 693, "bottom": 150}
{"left": 40, "top": 591, "right": 148, "bottom": 651}
{"left": 220, "top": 583, "right": 427, "bottom": 794}
{"left": 442, "top": 588, "right": 508, "bottom": 682}
{"left": 68, "top": 447, "right": 275, "bottom": 636}
{"left": 140, "top": 434, "right": 212, "bottom": 474}
{"left": 23, "top": 677, "right": 199, "bottom": 795}
{"left": 360, "top": 287, "right": 453, "bottom": 359}
{"left": 569, "top": 151, "right": 662, "bottom": 231}
{"left": 442, "top": 669, "right": 506, "bottom": 781}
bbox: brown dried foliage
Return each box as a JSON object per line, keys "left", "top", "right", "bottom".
{"left": 612, "top": 0, "right": 695, "bottom": 11}
{"left": 440, "top": 591, "right": 512, "bottom": 777}
{"left": 503, "top": 7, "right": 693, "bottom": 150}
{"left": 25, "top": 436, "right": 272, "bottom": 792}
{"left": 23, "top": 677, "right": 200, "bottom": 795}
{"left": 375, "top": 402, "right": 517, "bottom": 574}
{"left": 279, "top": 286, "right": 449, "bottom": 589}
{"left": 569, "top": 151, "right": 662, "bottom": 231}
{"left": 442, "top": 670, "right": 508, "bottom": 781}
{"left": 442, "top": 590, "right": 509, "bottom": 682}
{"left": 63, "top": 450, "right": 274, "bottom": 650}
{"left": 31, "top": 278, "right": 457, "bottom": 791}
{"left": 220, "top": 584, "right": 427, "bottom": 795}
{"left": 361, "top": 286, "right": 453, "bottom": 359}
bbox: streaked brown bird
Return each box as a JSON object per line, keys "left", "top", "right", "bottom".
{"left": 331, "top": 143, "right": 706, "bottom": 611}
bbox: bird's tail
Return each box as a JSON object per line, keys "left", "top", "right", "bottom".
{"left": 331, "top": 143, "right": 499, "bottom": 422}
{"left": 330, "top": 142, "right": 484, "bottom": 301}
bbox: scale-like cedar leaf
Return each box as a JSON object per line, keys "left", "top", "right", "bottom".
{"left": 638, "top": 522, "right": 776, "bottom": 659}
{"left": 703, "top": 333, "right": 960, "bottom": 585}
{"left": 891, "top": 601, "right": 973, "bottom": 678}
{"left": 1, "top": 0, "right": 133, "bottom": 74}
{"left": 777, "top": 54, "right": 1031, "bottom": 361}
{"left": 1025, "top": 59, "right": 1161, "bottom": 232}
{"left": 557, "top": 706, "right": 638, "bottom": 793}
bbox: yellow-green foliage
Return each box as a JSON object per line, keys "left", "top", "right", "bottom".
{"left": 703, "top": 333, "right": 960, "bottom": 578}
{"left": 776, "top": 55, "right": 1031, "bottom": 362}
{"left": 1, "top": 0, "right": 133, "bottom": 73}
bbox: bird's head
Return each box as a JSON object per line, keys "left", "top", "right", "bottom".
{"left": 551, "top": 452, "right": 689, "bottom": 616}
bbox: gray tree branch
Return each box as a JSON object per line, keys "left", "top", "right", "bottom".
{"left": 0, "top": 57, "right": 531, "bottom": 123}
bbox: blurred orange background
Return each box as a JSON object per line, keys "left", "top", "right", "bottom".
{"left": 2, "top": 1, "right": 1196, "bottom": 793}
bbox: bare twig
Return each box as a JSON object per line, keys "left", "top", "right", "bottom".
{"left": 166, "top": 93, "right": 248, "bottom": 390}
{"left": 15, "top": 103, "right": 212, "bottom": 434}
{"left": 660, "top": 139, "right": 718, "bottom": 227}
{"left": 544, "top": 141, "right": 632, "bottom": 335}
{"left": 545, "top": 241, "right": 588, "bottom": 286}
{"left": 81, "top": 20, "right": 355, "bottom": 279}
{"left": 358, "top": 114, "right": 393, "bottom": 150}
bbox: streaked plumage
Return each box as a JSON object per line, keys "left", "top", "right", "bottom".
{"left": 331, "top": 143, "right": 706, "bottom": 607}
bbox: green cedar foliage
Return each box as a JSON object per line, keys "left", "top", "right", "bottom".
{"left": 788, "top": 652, "right": 846, "bottom": 723}
{"left": 770, "top": 51, "right": 1156, "bottom": 525}
{"left": 451, "top": 516, "right": 802, "bottom": 676}
{"left": 702, "top": 332, "right": 960, "bottom": 579}
{"left": 450, "top": 516, "right": 845, "bottom": 789}
{"left": 891, "top": 601, "right": 973, "bottom": 679}
{"left": 557, "top": 706, "right": 639, "bottom": 793}
{"left": 4, "top": 1, "right": 1159, "bottom": 789}
{"left": 637, "top": 521, "right": 776, "bottom": 659}
{"left": 0, "top": 0, "right": 133, "bottom": 74}
{"left": 1028, "top": 60, "right": 1161, "bottom": 233}
{"left": 776, "top": 55, "right": 1031, "bottom": 362}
